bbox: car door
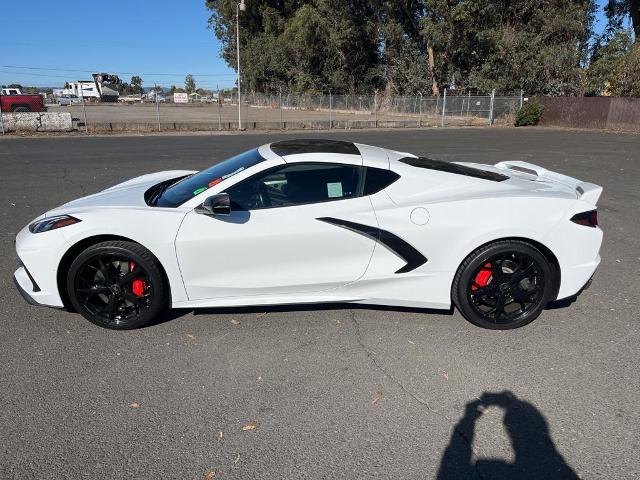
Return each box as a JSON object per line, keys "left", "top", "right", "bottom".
{"left": 175, "top": 162, "right": 378, "bottom": 301}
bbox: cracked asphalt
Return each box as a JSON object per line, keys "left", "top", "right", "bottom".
{"left": 1, "top": 128, "right": 639, "bottom": 479}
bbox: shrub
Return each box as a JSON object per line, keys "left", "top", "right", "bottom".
{"left": 515, "top": 101, "right": 543, "bottom": 126}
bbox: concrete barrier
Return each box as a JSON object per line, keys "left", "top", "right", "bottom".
{"left": 1, "top": 112, "right": 73, "bottom": 132}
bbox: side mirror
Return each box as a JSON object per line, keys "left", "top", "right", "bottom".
{"left": 195, "top": 193, "right": 231, "bottom": 216}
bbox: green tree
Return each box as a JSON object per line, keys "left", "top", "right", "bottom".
{"left": 605, "top": 0, "right": 640, "bottom": 40}
{"left": 169, "top": 85, "right": 186, "bottom": 94}
{"left": 205, "top": 0, "right": 596, "bottom": 96}
{"left": 586, "top": 29, "right": 633, "bottom": 94}
{"left": 609, "top": 44, "right": 640, "bottom": 95}
{"left": 185, "top": 74, "right": 196, "bottom": 93}
{"left": 130, "top": 75, "right": 144, "bottom": 94}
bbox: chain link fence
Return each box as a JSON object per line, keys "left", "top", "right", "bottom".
{"left": 2, "top": 88, "right": 523, "bottom": 134}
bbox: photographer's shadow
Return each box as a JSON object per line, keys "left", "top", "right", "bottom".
{"left": 437, "top": 391, "right": 578, "bottom": 480}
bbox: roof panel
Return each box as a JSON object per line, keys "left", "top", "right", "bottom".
{"left": 270, "top": 139, "right": 360, "bottom": 156}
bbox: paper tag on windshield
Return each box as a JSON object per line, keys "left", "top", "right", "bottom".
{"left": 327, "top": 182, "right": 343, "bottom": 198}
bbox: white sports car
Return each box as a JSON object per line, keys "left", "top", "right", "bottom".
{"left": 14, "top": 139, "right": 603, "bottom": 330}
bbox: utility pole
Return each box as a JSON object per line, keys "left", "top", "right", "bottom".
{"left": 236, "top": 0, "right": 246, "bottom": 130}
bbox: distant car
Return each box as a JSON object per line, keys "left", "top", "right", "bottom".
{"left": 58, "top": 95, "right": 80, "bottom": 106}
{"left": 118, "top": 95, "right": 143, "bottom": 103}
{"left": 13, "top": 140, "right": 603, "bottom": 330}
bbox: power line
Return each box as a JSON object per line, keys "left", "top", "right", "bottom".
{"left": 1, "top": 65, "right": 236, "bottom": 77}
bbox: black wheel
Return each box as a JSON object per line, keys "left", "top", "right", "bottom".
{"left": 67, "top": 241, "right": 168, "bottom": 329}
{"left": 452, "top": 240, "right": 554, "bottom": 330}
{"left": 13, "top": 106, "right": 30, "bottom": 112}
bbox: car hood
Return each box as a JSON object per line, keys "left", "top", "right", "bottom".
{"left": 49, "top": 170, "right": 196, "bottom": 214}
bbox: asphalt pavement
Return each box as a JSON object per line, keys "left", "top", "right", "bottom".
{"left": 0, "top": 128, "right": 639, "bottom": 479}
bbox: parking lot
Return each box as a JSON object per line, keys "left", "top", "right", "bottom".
{"left": 1, "top": 128, "right": 639, "bottom": 479}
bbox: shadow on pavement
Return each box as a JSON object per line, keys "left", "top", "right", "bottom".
{"left": 194, "top": 302, "right": 455, "bottom": 317}
{"left": 437, "top": 391, "right": 578, "bottom": 480}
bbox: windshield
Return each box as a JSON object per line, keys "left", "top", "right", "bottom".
{"left": 154, "top": 148, "right": 266, "bottom": 207}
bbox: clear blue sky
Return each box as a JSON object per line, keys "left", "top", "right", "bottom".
{"left": 1, "top": 0, "right": 236, "bottom": 89}
{"left": 1, "top": 0, "right": 612, "bottom": 89}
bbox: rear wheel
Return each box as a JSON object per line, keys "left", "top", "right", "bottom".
{"left": 453, "top": 240, "right": 554, "bottom": 329}
{"left": 67, "top": 241, "right": 168, "bottom": 329}
{"left": 13, "top": 106, "right": 30, "bottom": 112}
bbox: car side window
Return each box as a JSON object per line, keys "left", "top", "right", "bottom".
{"left": 226, "top": 163, "right": 363, "bottom": 210}
{"left": 363, "top": 167, "right": 400, "bottom": 195}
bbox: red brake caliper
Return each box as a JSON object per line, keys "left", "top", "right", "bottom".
{"left": 129, "top": 261, "right": 147, "bottom": 297}
{"left": 471, "top": 262, "right": 492, "bottom": 291}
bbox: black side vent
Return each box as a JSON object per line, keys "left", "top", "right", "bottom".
{"left": 399, "top": 157, "right": 509, "bottom": 182}
{"left": 270, "top": 139, "right": 360, "bottom": 156}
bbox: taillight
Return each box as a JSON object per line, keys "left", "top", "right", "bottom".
{"left": 571, "top": 210, "right": 598, "bottom": 228}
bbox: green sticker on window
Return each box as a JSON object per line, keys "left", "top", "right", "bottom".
{"left": 327, "top": 182, "right": 343, "bottom": 198}
{"left": 193, "top": 187, "right": 207, "bottom": 196}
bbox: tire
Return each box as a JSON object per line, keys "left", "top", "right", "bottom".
{"left": 67, "top": 241, "right": 168, "bottom": 329}
{"left": 13, "top": 106, "right": 30, "bottom": 112}
{"left": 452, "top": 240, "right": 554, "bottom": 330}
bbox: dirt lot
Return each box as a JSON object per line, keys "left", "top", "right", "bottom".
{"left": 47, "top": 102, "right": 488, "bottom": 130}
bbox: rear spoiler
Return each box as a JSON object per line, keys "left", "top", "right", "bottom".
{"left": 495, "top": 161, "right": 602, "bottom": 205}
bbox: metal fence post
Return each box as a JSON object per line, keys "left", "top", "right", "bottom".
{"left": 329, "top": 89, "right": 332, "bottom": 129}
{"left": 154, "top": 84, "right": 161, "bottom": 132}
{"left": 441, "top": 88, "right": 447, "bottom": 128}
{"left": 279, "top": 87, "right": 283, "bottom": 129}
{"left": 418, "top": 92, "right": 422, "bottom": 127}
{"left": 466, "top": 90, "right": 471, "bottom": 118}
{"left": 520, "top": 89, "right": 524, "bottom": 108}
{"left": 0, "top": 97, "right": 5, "bottom": 135}
{"left": 374, "top": 90, "right": 378, "bottom": 128}
{"left": 79, "top": 86, "right": 88, "bottom": 134}
{"left": 489, "top": 89, "right": 495, "bottom": 125}
{"left": 218, "top": 90, "right": 222, "bottom": 131}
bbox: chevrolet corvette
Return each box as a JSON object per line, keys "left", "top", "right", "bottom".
{"left": 14, "top": 139, "right": 603, "bottom": 330}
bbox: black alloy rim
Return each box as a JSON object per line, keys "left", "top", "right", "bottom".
{"left": 467, "top": 252, "right": 544, "bottom": 324}
{"left": 74, "top": 254, "right": 153, "bottom": 326}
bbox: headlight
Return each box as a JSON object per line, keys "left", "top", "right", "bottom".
{"left": 29, "top": 215, "right": 81, "bottom": 233}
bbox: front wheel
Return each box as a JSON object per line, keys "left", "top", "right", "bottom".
{"left": 67, "top": 241, "right": 168, "bottom": 329}
{"left": 452, "top": 240, "right": 555, "bottom": 330}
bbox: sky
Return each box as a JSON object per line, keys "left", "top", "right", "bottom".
{"left": 1, "top": 0, "right": 236, "bottom": 89}
{"left": 1, "top": 0, "right": 612, "bottom": 90}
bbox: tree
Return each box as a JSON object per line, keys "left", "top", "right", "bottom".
{"left": 586, "top": 30, "right": 633, "bottom": 94}
{"left": 586, "top": 29, "right": 640, "bottom": 95}
{"left": 609, "top": 44, "right": 640, "bottom": 95}
{"left": 117, "top": 82, "right": 130, "bottom": 95}
{"left": 205, "top": 0, "right": 596, "bottom": 96}
{"left": 185, "top": 74, "right": 196, "bottom": 93}
{"left": 605, "top": 0, "right": 640, "bottom": 40}
{"left": 130, "top": 76, "right": 143, "bottom": 95}
{"left": 206, "top": 0, "right": 383, "bottom": 94}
